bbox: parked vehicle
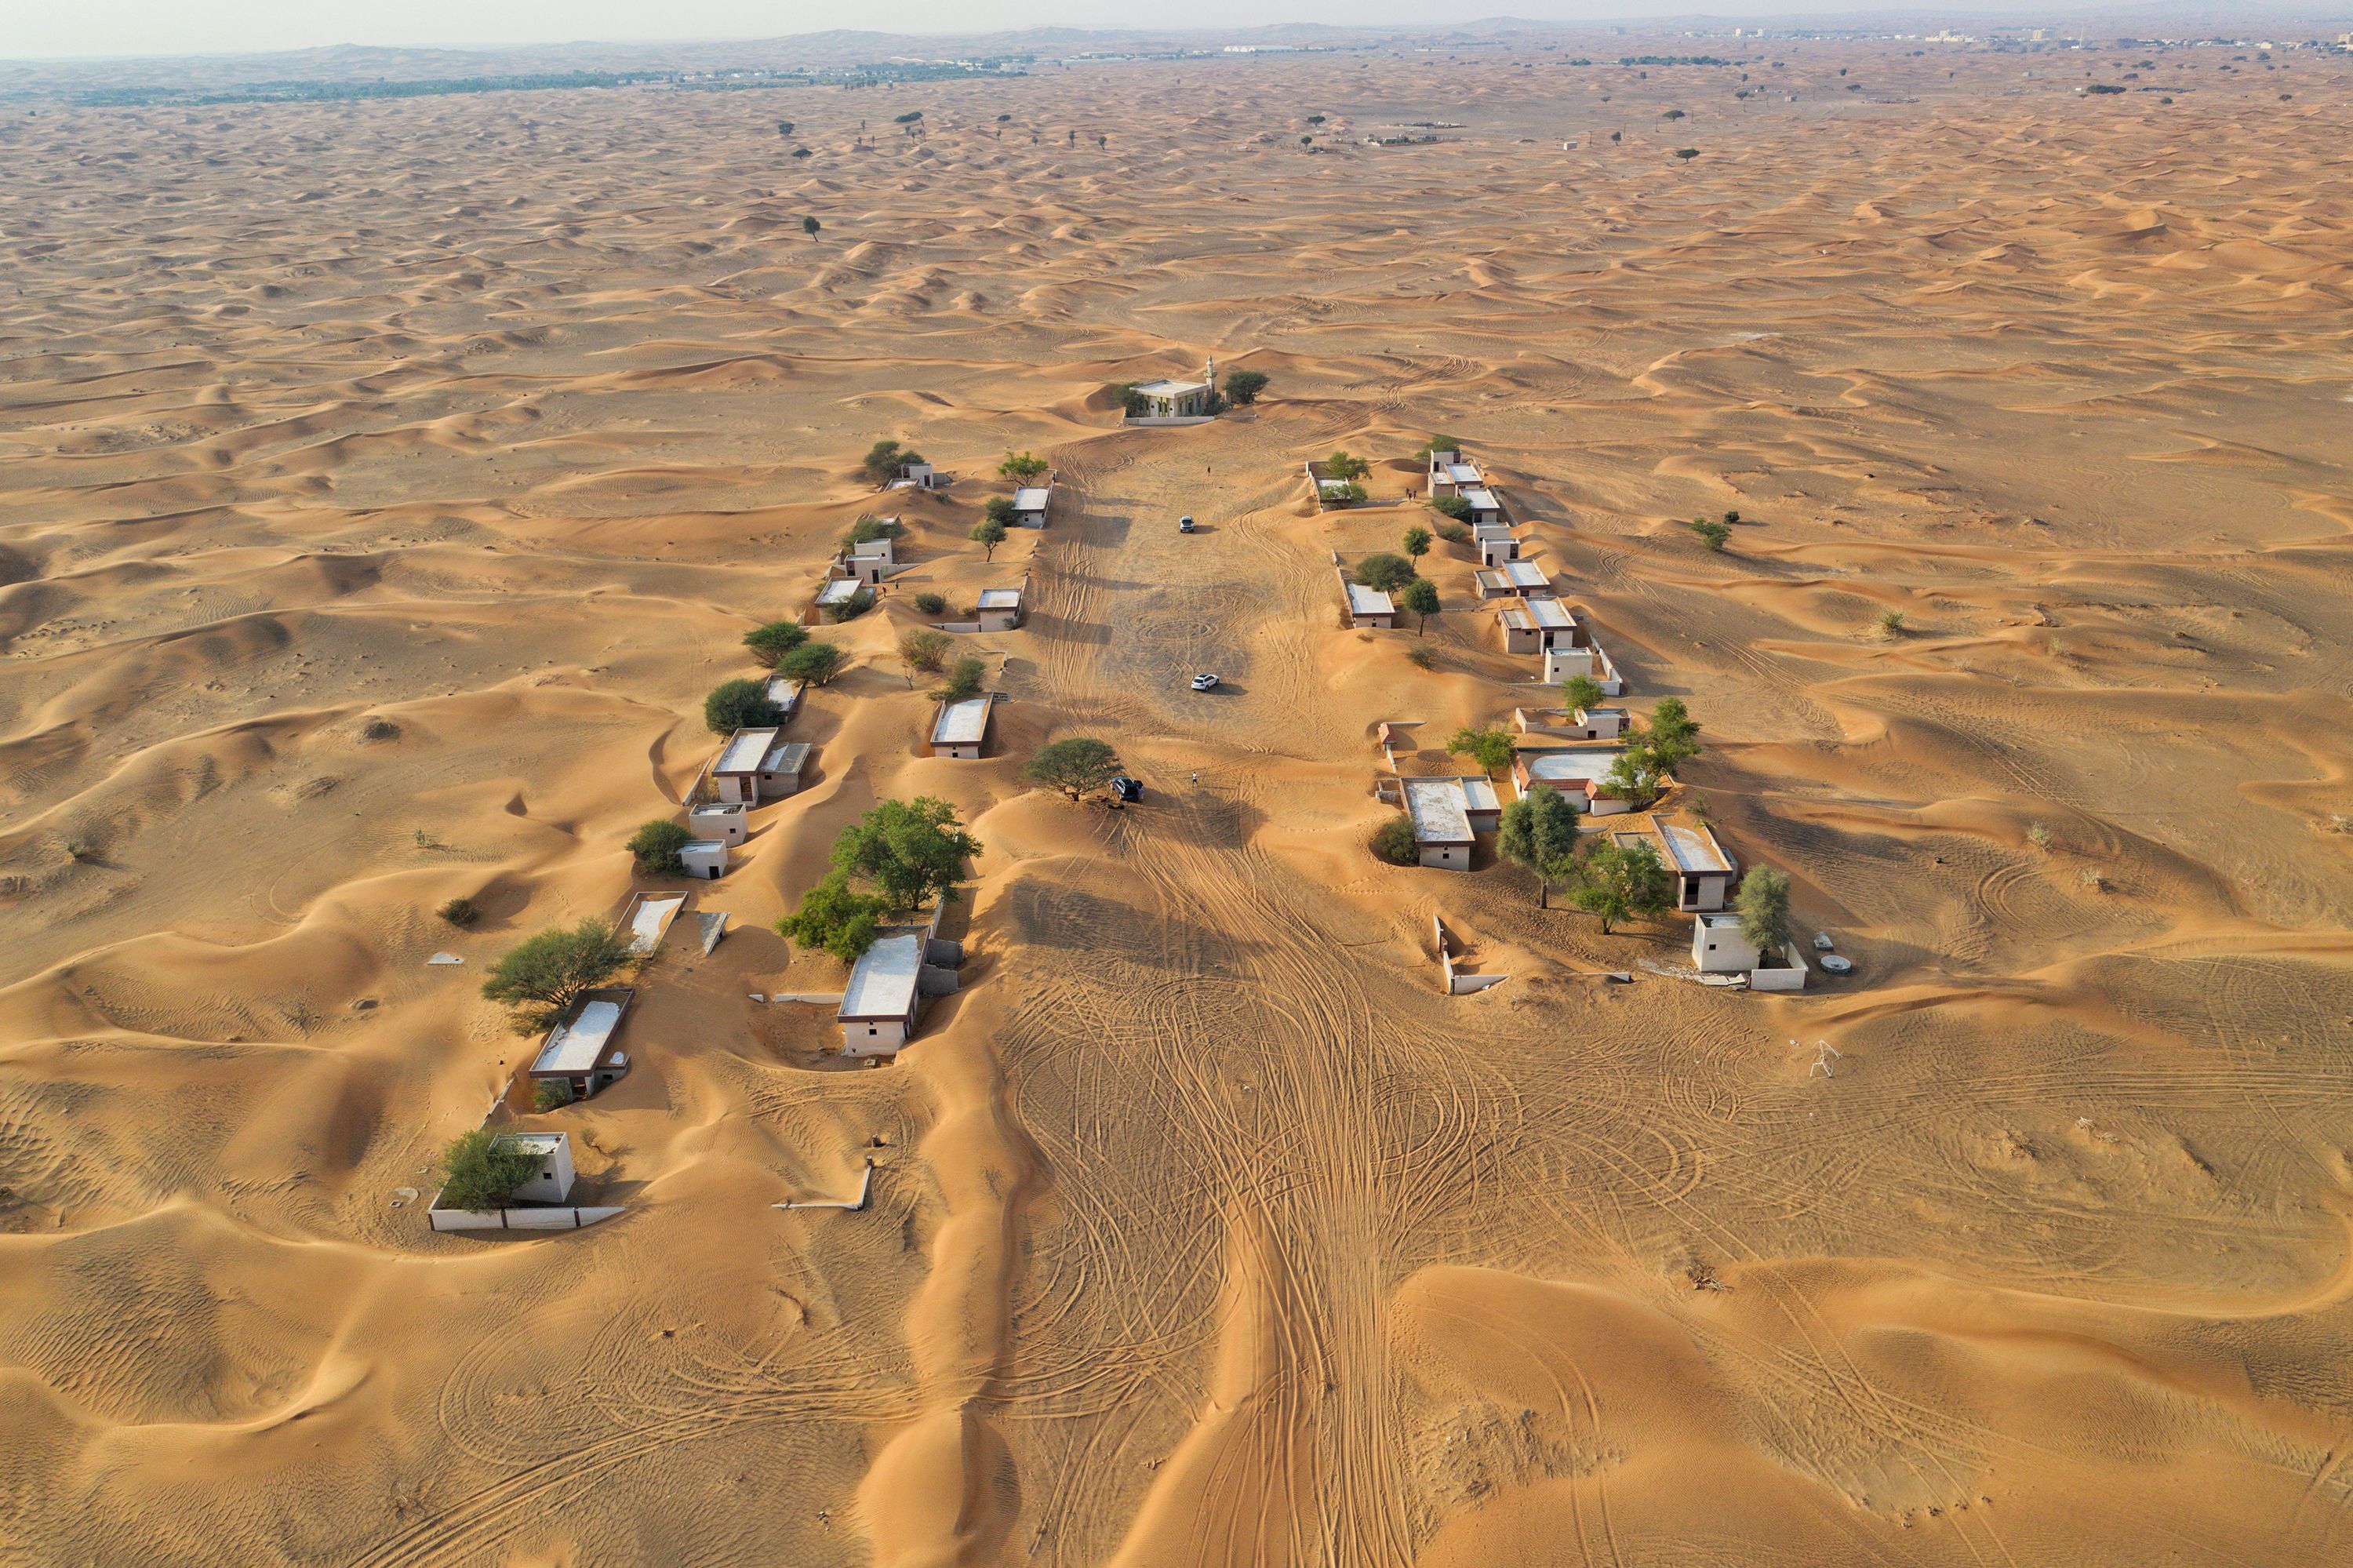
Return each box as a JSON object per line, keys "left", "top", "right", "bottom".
{"left": 1178, "top": 515, "right": 1196, "bottom": 533}
{"left": 1190, "top": 673, "right": 1220, "bottom": 692}
{"left": 1109, "top": 776, "right": 1144, "bottom": 803}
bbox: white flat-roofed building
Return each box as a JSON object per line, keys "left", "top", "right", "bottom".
{"left": 712, "top": 727, "right": 780, "bottom": 805}
{"left": 1459, "top": 486, "right": 1504, "bottom": 526}
{"left": 1501, "top": 560, "right": 1551, "bottom": 596}
{"left": 893, "top": 461, "right": 938, "bottom": 490}
{"left": 1512, "top": 748, "right": 1631, "bottom": 815}
{"left": 1347, "top": 581, "right": 1397, "bottom": 628}
{"left": 1012, "top": 482, "right": 1053, "bottom": 527}
{"left": 491, "top": 1132, "right": 576, "bottom": 1203}
{"left": 1498, "top": 599, "right": 1579, "bottom": 656}
{"left": 1130, "top": 377, "right": 1212, "bottom": 419}
{"left": 679, "top": 839, "right": 729, "bottom": 880}
{"left": 845, "top": 535, "right": 897, "bottom": 584}
{"left": 1653, "top": 820, "right": 1737, "bottom": 911}
{"left": 1475, "top": 522, "right": 1518, "bottom": 567}
{"left": 838, "top": 930, "right": 926, "bottom": 1054}
{"left": 930, "top": 697, "right": 994, "bottom": 759}
{"left": 1571, "top": 706, "right": 1627, "bottom": 740}
{"left": 816, "top": 577, "right": 864, "bottom": 612}
{"left": 1427, "top": 449, "right": 1484, "bottom": 497}
{"left": 764, "top": 676, "right": 807, "bottom": 721}
{"left": 1475, "top": 568, "right": 1517, "bottom": 601}
{"left": 1693, "top": 911, "right": 1758, "bottom": 973}
{"left": 1457, "top": 774, "right": 1502, "bottom": 831}
{"left": 528, "top": 988, "right": 634, "bottom": 1098}
{"left": 688, "top": 801, "right": 747, "bottom": 845}
{"left": 1403, "top": 778, "right": 1475, "bottom": 869}
{"left": 976, "top": 584, "right": 1025, "bottom": 632}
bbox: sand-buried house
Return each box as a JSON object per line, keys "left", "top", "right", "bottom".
{"left": 842, "top": 532, "right": 899, "bottom": 585}
{"left": 1403, "top": 777, "right": 1476, "bottom": 870}
{"left": 1012, "top": 477, "right": 1055, "bottom": 527}
{"left": 930, "top": 695, "right": 994, "bottom": 759}
{"left": 1497, "top": 598, "right": 1580, "bottom": 655}
{"left": 1427, "top": 447, "right": 1486, "bottom": 498}
{"left": 976, "top": 580, "right": 1026, "bottom": 632}
{"left": 838, "top": 930, "right": 926, "bottom": 1055}
{"left": 1346, "top": 580, "right": 1397, "bottom": 628}
{"left": 1615, "top": 819, "right": 1737, "bottom": 911}
{"left": 1476, "top": 561, "right": 1552, "bottom": 600}
{"left": 529, "top": 988, "right": 635, "bottom": 1101}
{"left": 711, "top": 728, "right": 812, "bottom": 805}
{"left": 1512, "top": 748, "right": 1631, "bottom": 814}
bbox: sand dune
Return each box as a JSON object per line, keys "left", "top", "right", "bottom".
{"left": 2, "top": 28, "right": 2352, "bottom": 1568}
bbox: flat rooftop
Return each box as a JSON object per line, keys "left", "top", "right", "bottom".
{"left": 762, "top": 740, "right": 813, "bottom": 776}
{"left": 1013, "top": 486, "right": 1052, "bottom": 509}
{"left": 715, "top": 726, "right": 781, "bottom": 774}
{"left": 532, "top": 994, "right": 627, "bottom": 1077}
{"left": 977, "top": 587, "right": 1023, "bottom": 609}
{"left": 1504, "top": 561, "right": 1548, "bottom": 588}
{"left": 765, "top": 675, "right": 806, "bottom": 711}
{"left": 1459, "top": 776, "right": 1501, "bottom": 814}
{"left": 932, "top": 697, "right": 993, "bottom": 746}
{"left": 1657, "top": 821, "right": 1733, "bottom": 875}
{"left": 1526, "top": 598, "right": 1575, "bottom": 630}
{"left": 1133, "top": 378, "right": 1206, "bottom": 396}
{"left": 1443, "top": 461, "right": 1482, "bottom": 485}
{"left": 840, "top": 930, "right": 924, "bottom": 1020}
{"left": 1522, "top": 749, "right": 1617, "bottom": 784}
{"left": 1404, "top": 778, "right": 1474, "bottom": 844}
{"left": 1347, "top": 583, "right": 1395, "bottom": 615}
{"left": 816, "top": 578, "right": 862, "bottom": 605}
{"left": 1460, "top": 486, "right": 1500, "bottom": 511}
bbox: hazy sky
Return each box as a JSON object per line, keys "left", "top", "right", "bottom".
{"left": 3, "top": 0, "right": 2077, "bottom": 61}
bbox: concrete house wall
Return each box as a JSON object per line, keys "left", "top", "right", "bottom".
{"left": 689, "top": 803, "right": 748, "bottom": 846}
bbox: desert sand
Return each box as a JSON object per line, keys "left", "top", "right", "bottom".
{"left": 3, "top": 29, "right": 2353, "bottom": 1566}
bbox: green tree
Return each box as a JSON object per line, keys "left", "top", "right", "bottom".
{"left": 913, "top": 591, "right": 947, "bottom": 616}
{"left": 480, "top": 919, "right": 635, "bottom": 1032}
{"left": 862, "top": 439, "right": 919, "bottom": 486}
{"left": 1640, "top": 697, "right": 1701, "bottom": 773}
{"left": 1112, "top": 382, "right": 1147, "bottom": 417}
{"left": 803, "top": 215, "right": 823, "bottom": 240}
{"left": 775, "top": 869, "right": 891, "bottom": 962}
{"left": 1736, "top": 866, "right": 1791, "bottom": 959}
{"left": 1402, "top": 577, "right": 1441, "bottom": 635}
{"left": 744, "top": 620, "right": 808, "bottom": 668}
{"left": 1674, "top": 147, "right": 1700, "bottom": 162}
{"left": 1446, "top": 726, "right": 1515, "bottom": 774}
{"left": 779, "top": 640, "right": 843, "bottom": 686}
{"left": 438, "top": 1128, "right": 545, "bottom": 1210}
{"left": 705, "top": 677, "right": 783, "bottom": 734}
{"left": 1412, "top": 435, "right": 1464, "bottom": 462}
{"left": 1354, "top": 552, "right": 1417, "bottom": 593}
{"left": 1371, "top": 814, "right": 1419, "bottom": 866}
{"left": 1223, "top": 369, "right": 1269, "bottom": 406}
{"left": 846, "top": 515, "right": 902, "bottom": 546}
{"left": 1691, "top": 518, "right": 1731, "bottom": 551}
{"left": 1430, "top": 493, "right": 1473, "bottom": 522}
{"left": 823, "top": 586, "right": 875, "bottom": 624}
{"left": 1325, "top": 449, "right": 1370, "bottom": 482}
{"left": 998, "top": 449, "right": 1049, "bottom": 479}
{"left": 971, "top": 516, "right": 1008, "bottom": 561}
{"left": 1402, "top": 524, "right": 1432, "bottom": 561}
{"left": 898, "top": 628, "right": 951, "bottom": 686}
{"left": 831, "top": 796, "right": 981, "bottom": 910}
{"left": 1498, "top": 787, "right": 1580, "bottom": 907}
{"left": 1561, "top": 674, "right": 1606, "bottom": 714}
{"left": 1602, "top": 750, "right": 1664, "bottom": 810}
{"left": 935, "top": 657, "right": 985, "bottom": 703}
{"left": 1564, "top": 838, "right": 1672, "bottom": 934}
{"left": 1027, "top": 737, "right": 1124, "bottom": 800}
{"left": 627, "top": 819, "right": 693, "bottom": 875}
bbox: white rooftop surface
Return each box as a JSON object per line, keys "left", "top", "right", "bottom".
{"left": 1444, "top": 462, "right": 1482, "bottom": 485}
{"left": 816, "top": 578, "right": 861, "bottom": 605}
{"left": 716, "top": 727, "right": 780, "bottom": 774}
{"left": 1460, "top": 776, "right": 1501, "bottom": 814}
{"left": 1523, "top": 750, "right": 1617, "bottom": 784}
{"left": 1133, "top": 377, "right": 1206, "bottom": 396}
{"left": 977, "top": 587, "right": 1023, "bottom": 609}
{"left": 1504, "top": 561, "right": 1548, "bottom": 588}
{"left": 1499, "top": 606, "right": 1534, "bottom": 631}
{"left": 496, "top": 1131, "right": 565, "bottom": 1157}
{"left": 840, "top": 930, "right": 924, "bottom": 1020}
{"left": 1404, "top": 779, "right": 1475, "bottom": 844}
{"left": 1013, "top": 486, "right": 1052, "bottom": 510}
{"left": 533, "top": 998, "right": 624, "bottom": 1077}
{"left": 762, "top": 740, "right": 813, "bottom": 775}
{"left": 682, "top": 839, "right": 726, "bottom": 853}
{"left": 1658, "top": 822, "right": 1732, "bottom": 874}
{"left": 1461, "top": 487, "right": 1500, "bottom": 511}
{"left": 1318, "top": 478, "right": 1355, "bottom": 494}
{"left": 627, "top": 895, "right": 686, "bottom": 951}
{"left": 1347, "top": 583, "right": 1395, "bottom": 615}
{"left": 852, "top": 537, "right": 893, "bottom": 558}
{"left": 1526, "top": 598, "right": 1576, "bottom": 630}
{"left": 1475, "top": 570, "right": 1510, "bottom": 591}
{"left": 765, "top": 676, "right": 806, "bottom": 711}
{"left": 933, "top": 697, "right": 993, "bottom": 745}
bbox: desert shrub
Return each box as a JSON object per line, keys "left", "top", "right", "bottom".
{"left": 935, "top": 657, "right": 985, "bottom": 703}
{"left": 846, "top": 515, "right": 903, "bottom": 547}
{"left": 1223, "top": 369, "right": 1269, "bottom": 406}
{"left": 1447, "top": 726, "right": 1516, "bottom": 774}
{"left": 1430, "top": 493, "right": 1473, "bottom": 522}
{"left": 359, "top": 717, "right": 401, "bottom": 742}
{"left": 1690, "top": 519, "right": 1731, "bottom": 551}
{"left": 913, "top": 591, "right": 947, "bottom": 616}
{"left": 744, "top": 620, "right": 808, "bottom": 667}
{"left": 776, "top": 870, "right": 891, "bottom": 962}
{"left": 480, "top": 919, "right": 635, "bottom": 1033}
{"left": 1878, "top": 609, "right": 1906, "bottom": 635}
{"left": 898, "top": 628, "right": 952, "bottom": 682}
{"left": 823, "top": 587, "right": 875, "bottom": 624}
{"left": 1406, "top": 643, "right": 1437, "bottom": 670}
{"left": 1371, "top": 814, "right": 1420, "bottom": 866}
{"left": 1027, "top": 737, "right": 1124, "bottom": 799}
{"left": 1354, "top": 553, "right": 1417, "bottom": 593}
{"left": 862, "top": 439, "right": 919, "bottom": 486}
{"left": 779, "top": 640, "right": 843, "bottom": 686}
{"left": 705, "top": 678, "right": 783, "bottom": 734}
{"left": 2028, "top": 822, "right": 2053, "bottom": 851}
{"left": 437, "top": 897, "right": 478, "bottom": 927}
{"left": 1435, "top": 518, "right": 1471, "bottom": 544}
{"left": 438, "top": 1128, "right": 544, "bottom": 1211}
{"left": 627, "top": 819, "right": 693, "bottom": 875}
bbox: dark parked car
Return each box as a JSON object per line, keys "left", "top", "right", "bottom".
{"left": 1109, "top": 776, "right": 1144, "bottom": 803}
